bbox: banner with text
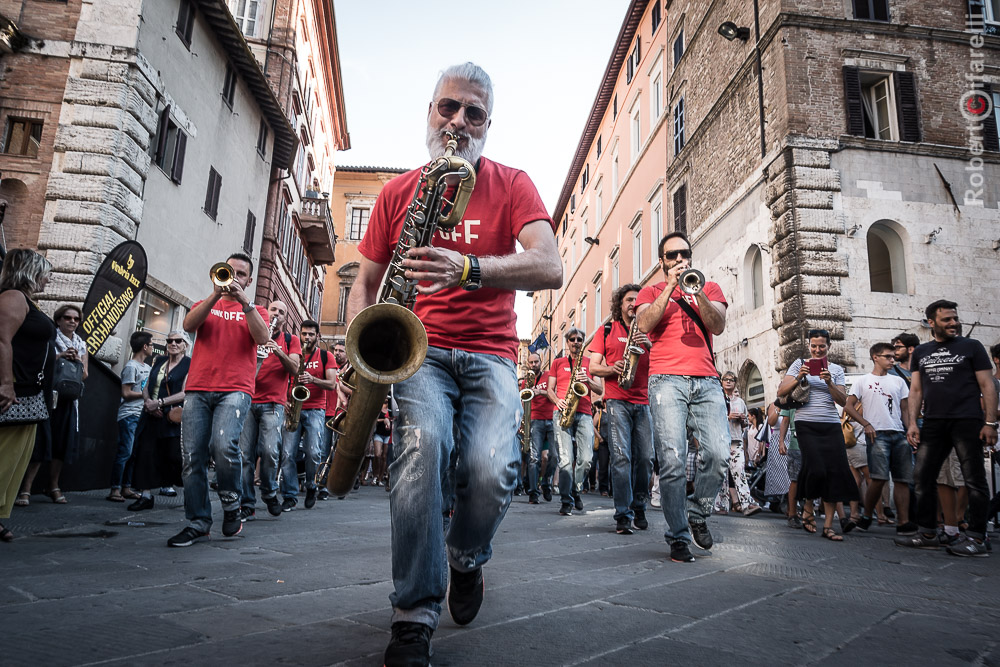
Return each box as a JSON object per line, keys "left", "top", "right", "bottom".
{"left": 81, "top": 241, "right": 147, "bottom": 355}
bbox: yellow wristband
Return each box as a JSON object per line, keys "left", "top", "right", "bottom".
{"left": 459, "top": 255, "right": 471, "bottom": 285}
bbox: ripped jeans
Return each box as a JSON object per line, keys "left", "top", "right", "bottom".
{"left": 180, "top": 391, "right": 251, "bottom": 533}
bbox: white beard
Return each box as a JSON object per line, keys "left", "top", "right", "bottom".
{"left": 425, "top": 126, "right": 486, "bottom": 164}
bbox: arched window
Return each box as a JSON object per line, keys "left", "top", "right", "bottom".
{"left": 743, "top": 246, "right": 765, "bottom": 310}
{"left": 867, "top": 222, "right": 907, "bottom": 294}
{"left": 739, "top": 361, "right": 765, "bottom": 410}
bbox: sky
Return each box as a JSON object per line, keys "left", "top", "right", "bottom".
{"left": 332, "top": 0, "right": 632, "bottom": 338}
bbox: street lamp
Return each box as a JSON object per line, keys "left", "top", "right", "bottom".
{"left": 718, "top": 21, "right": 750, "bottom": 41}
{"left": 584, "top": 236, "right": 599, "bottom": 246}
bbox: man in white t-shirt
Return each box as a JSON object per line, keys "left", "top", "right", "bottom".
{"left": 844, "top": 342, "right": 912, "bottom": 533}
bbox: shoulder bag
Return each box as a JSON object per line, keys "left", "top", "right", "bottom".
{"left": 841, "top": 410, "right": 858, "bottom": 449}
{"left": 162, "top": 362, "right": 184, "bottom": 425}
{"left": 53, "top": 357, "right": 84, "bottom": 399}
{"left": 0, "top": 344, "right": 50, "bottom": 425}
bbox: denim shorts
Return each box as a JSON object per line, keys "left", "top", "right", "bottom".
{"left": 786, "top": 448, "right": 802, "bottom": 479}
{"left": 866, "top": 430, "right": 913, "bottom": 483}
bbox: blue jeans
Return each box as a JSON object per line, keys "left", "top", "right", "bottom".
{"left": 238, "top": 402, "right": 285, "bottom": 506}
{"left": 388, "top": 346, "right": 520, "bottom": 630}
{"left": 552, "top": 412, "right": 594, "bottom": 503}
{"left": 180, "top": 391, "right": 251, "bottom": 532}
{"left": 280, "top": 408, "right": 324, "bottom": 501}
{"left": 526, "top": 417, "right": 554, "bottom": 496}
{"left": 606, "top": 399, "right": 654, "bottom": 522}
{"left": 111, "top": 414, "right": 140, "bottom": 489}
{"left": 648, "top": 375, "right": 729, "bottom": 543}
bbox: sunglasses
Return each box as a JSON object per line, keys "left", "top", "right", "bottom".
{"left": 662, "top": 249, "right": 692, "bottom": 261}
{"left": 892, "top": 344, "right": 906, "bottom": 349}
{"left": 568, "top": 337, "right": 584, "bottom": 343}
{"left": 722, "top": 377, "right": 736, "bottom": 382}
{"left": 166, "top": 338, "right": 185, "bottom": 344}
{"left": 436, "top": 98, "right": 489, "bottom": 126}
{"left": 62, "top": 315, "right": 80, "bottom": 321}
{"left": 876, "top": 354, "right": 895, "bottom": 359}
{"left": 807, "top": 329, "right": 830, "bottom": 339}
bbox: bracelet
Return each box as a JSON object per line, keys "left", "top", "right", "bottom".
{"left": 158, "top": 399, "right": 164, "bottom": 408}
{"left": 459, "top": 255, "right": 471, "bottom": 285}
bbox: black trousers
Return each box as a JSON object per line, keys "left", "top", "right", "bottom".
{"left": 914, "top": 418, "right": 990, "bottom": 538}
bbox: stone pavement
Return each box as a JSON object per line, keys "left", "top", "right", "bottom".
{"left": 3, "top": 487, "right": 999, "bottom": 666}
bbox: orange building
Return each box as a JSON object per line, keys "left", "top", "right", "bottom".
{"left": 319, "top": 165, "right": 406, "bottom": 344}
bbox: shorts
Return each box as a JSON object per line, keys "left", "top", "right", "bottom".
{"left": 866, "top": 430, "right": 912, "bottom": 482}
{"left": 846, "top": 442, "right": 868, "bottom": 470}
{"left": 786, "top": 448, "right": 803, "bottom": 479}
{"left": 936, "top": 450, "right": 964, "bottom": 488}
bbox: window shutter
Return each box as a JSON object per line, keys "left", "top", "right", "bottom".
{"left": 842, "top": 66, "right": 865, "bottom": 136}
{"left": 154, "top": 104, "right": 170, "bottom": 164}
{"left": 243, "top": 210, "right": 257, "bottom": 253}
{"left": 213, "top": 172, "right": 222, "bottom": 216}
{"left": 984, "top": 84, "right": 999, "bottom": 153}
{"left": 894, "top": 71, "right": 921, "bottom": 142}
{"left": 204, "top": 169, "right": 214, "bottom": 213}
{"left": 171, "top": 132, "right": 186, "bottom": 184}
{"left": 673, "top": 185, "right": 687, "bottom": 235}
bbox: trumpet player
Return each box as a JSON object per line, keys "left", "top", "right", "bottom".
{"left": 547, "top": 327, "right": 604, "bottom": 516}
{"left": 588, "top": 284, "right": 654, "bottom": 535}
{"left": 635, "top": 232, "right": 729, "bottom": 564}
{"left": 523, "top": 352, "right": 554, "bottom": 504}
{"left": 237, "top": 300, "right": 301, "bottom": 521}
{"left": 348, "top": 64, "right": 561, "bottom": 666}
{"left": 168, "top": 252, "right": 270, "bottom": 548}
{"left": 279, "top": 320, "right": 337, "bottom": 512}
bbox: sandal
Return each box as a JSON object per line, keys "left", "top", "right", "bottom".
{"left": 106, "top": 491, "right": 125, "bottom": 502}
{"left": 14, "top": 493, "right": 29, "bottom": 507}
{"left": 121, "top": 488, "right": 141, "bottom": 500}
{"left": 802, "top": 513, "right": 817, "bottom": 534}
{"left": 0, "top": 524, "right": 12, "bottom": 543}
{"left": 822, "top": 527, "right": 844, "bottom": 541}
{"left": 49, "top": 488, "right": 67, "bottom": 504}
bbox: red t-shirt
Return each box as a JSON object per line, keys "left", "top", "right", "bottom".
{"left": 521, "top": 372, "right": 554, "bottom": 420}
{"left": 548, "top": 356, "right": 593, "bottom": 416}
{"left": 325, "top": 358, "right": 341, "bottom": 416}
{"left": 252, "top": 332, "right": 302, "bottom": 404}
{"left": 357, "top": 157, "right": 553, "bottom": 362}
{"left": 186, "top": 300, "right": 269, "bottom": 394}
{"left": 588, "top": 320, "right": 649, "bottom": 404}
{"left": 635, "top": 281, "right": 727, "bottom": 377}
{"left": 300, "top": 347, "right": 334, "bottom": 410}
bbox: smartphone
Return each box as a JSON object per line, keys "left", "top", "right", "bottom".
{"left": 805, "top": 358, "right": 827, "bottom": 376}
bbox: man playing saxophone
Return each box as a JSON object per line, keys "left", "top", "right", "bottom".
{"left": 278, "top": 320, "right": 336, "bottom": 512}
{"left": 547, "top": 328, "right": 604, "bottom": 516}
{"left": 347, "top": 63, "right": 561, "bottom": 666}
{"left": 588, "top": 284, "right": 654, "bottom": 535}
{"left": 522, "top": 352, "right": 554, "bottom": 504}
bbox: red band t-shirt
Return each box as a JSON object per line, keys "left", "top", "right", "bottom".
{"left": 325, "top": 358, "right": 341, "bottom": 416}
{"left": 588, "top": 320, "right": 650, "bottom": 404}
{"left": 548, "top": 356, "right": 593, "bottom": 416}
{"left": 521, "top": 373, "right": 554, "bottom": 420}
{"left": 635, "top": 281, "right": 727, "bottom": 377}
{"left": 299, "top": 347, "right": 334, "bottom": 410}
{"left": 186, "top": 300, "right": 269, "bottom": 394}
{"left": 252, "top": 332, "right": 302, "bottom": 404}
{"left": 357, "top": 157, "right": 553, "bottom": 363}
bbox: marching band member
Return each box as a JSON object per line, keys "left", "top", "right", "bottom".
{"left": 318, "top": 340, "right": 346, "bottom": 501}
{"left": 635, "top": 232, "right": 729, "bottom": 563}
{"left": 523, "top": 352, "right": 553, "bottom": 504}
{"left": 588, "top": 284, "right": 654, "bottom": 535}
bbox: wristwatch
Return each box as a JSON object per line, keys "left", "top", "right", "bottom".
{"left": 461, "top": 254, "right": 482, "bottom": 291}
{"left": 986, "top": 421, "right": 999, "bottom": 429}
{"left": 242, "top": 302, "right": 255, "bottom": 313}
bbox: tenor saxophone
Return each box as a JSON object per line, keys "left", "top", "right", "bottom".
{"left": 284, "top": 341, "right": 312, "bottom": 431}
{"left": 558, "top": 347, "right": 589, "bottom": 429}
{"left": 519, "top": 369, "right": 536, "bottom": 454}
{"left": 321, "top": 132, "right": 476, "bottom": 496}
{"left": 618, "top": 316, "right": 645, "bottom": 390}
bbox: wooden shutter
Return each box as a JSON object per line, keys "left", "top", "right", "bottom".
{"left": 894, "top": 71, "right": 921, "bottom": 142}
{"left": 154, "top": 105, "right": 170, "bottom": 165}
{"left": 205, "top": 168, "right": 221, "bottom": 218}
{"left": 171, "top": 132, "right": 186, "bottom": 184}
{"left": 673, "top": 185, "right": 687, "bottom": 235}
{"left": 842, "top": 66, "right": 865, "bottom": 136}
{"left": 243, "top": 210, "right": 257, "bottom": 253}
{"left": 984, "top": 84, "right": 999, "bottom": 153}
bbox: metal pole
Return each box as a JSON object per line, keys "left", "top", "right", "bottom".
{"left": 753, "top": 0, "right": 766, "bottom": 159}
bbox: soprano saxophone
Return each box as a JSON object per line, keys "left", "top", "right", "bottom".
{"left": 320, "top": 132, "right": 476, "bottom": 496}
{"left": 618, "top": 316, "right": 645, "bottom": 390}
{"left": 558, "top": 347, "right": 589, "bottom": 429}
{"left": 519, "top": 369, "right": 536, "bottom": 454}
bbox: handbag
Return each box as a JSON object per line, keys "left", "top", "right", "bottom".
{"left": 53, "top": 357, "right": 84, "bottom": 399}
{"left": 841, "top": 412, "right": 858, "bottom": 449}
{"left": 162, "top": 365, "right": 183, "bottom": 425}
{"left": 0, "top": 344, "right": 50, "bottom": 425}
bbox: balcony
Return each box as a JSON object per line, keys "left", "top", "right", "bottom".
{"left": 300, "top": 191, "right": 336, "bottom": 264}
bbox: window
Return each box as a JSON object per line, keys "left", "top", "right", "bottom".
{"left": 231, "top": 0, "right": 262, "bottom": 36}
{"left": 570, "top": 231, "right": 576, "bottom": 269}
{"left": 673, "top": 97, "right": 686, "bottom": 155}
{"left": 612, "top": 145, "right": 619, "bottom": 192}
{"left": 596, "top": 135, "right": 602, "bottom": 158}
{"left": 613, "top": 94, "right": 618, "bottom": 120}
{"left": 136, "top": 291, "right": 175, "bottom": 341}
{"left": 204, "top": 167, "right": 222, "bottom": 220}
{"left": 988, "top": 85, "right": 1000, "bottom": 152}
{"left": 595, "top": 184, "right": 603, "bottom": 226}
{"left": 222, "top": 64, "right": 237, "bottom": 109}
{"left": 673, "top": 29, "right": 684, "bottom": 66}
{"left": 651, "top": 194, "right": 663, "bottom": 267}
{"left": 631, "top": 219, "right": 643, "bottom": 283}
{"left": 256, "top": 119, "right": 268, "bottom": 157}
{"left": 580, "top": 163, "right": 589, "bottom": 193}
{"left": 338, "top": 285, "right": 351, "bottom": 323}
{"left": 843, "top": 67, "right": 920, "bottom": 142}
{"left": 626, "top": 39, "right": 641, "bottom": 84}
{"left": 580, "top": 208, "right": 588, "bottom": 243}
{"left": 651, "top": 70, "right": 663, "bottom": 119}
{"left": 242, "top": 210, "right": 257, "bottom": 254}
{"left": 348, "top": 206, "right": 370, "bottom": 241}
{"left": 986, "top": 0, "right": 1000, "bottom": 29}
{"left": 176, "top": 0, "right": 195, "bottom": 48}
{"left": 745, "top": 246, "right": 764, "bottom": 309}
{"left": 612, "top": 253, "right": 620, "bottom": 291}
{"left": 853, "top": 0, "right": 889, "bottom": 21}
{"left": 651, "top": 1, "right": 661, "bottom": 32}
{"left": 867, "top": 222, "right": 907, "bottom": 293}
{"left": 562, "top": 213, "right": 568, "bottom": 235}
{"left": 3, "top": 118, "right": 42, "bottom": 157}
{"left": 594, "top": 276, "right": 602, "bottom": 330}
{"left": 570, "top": 193, "right": 576, "bottom": 213}
{"left": 151, "top": 106, "right": 186, "bottom": 183}
{"left": 673, "top": 184, "right": 687, "bottom": 235}
{"left": 631, "top": 99, "right": 641, "bottom": 160}
{"left": 580, "top": 297, "right": 587, "bottom": 336}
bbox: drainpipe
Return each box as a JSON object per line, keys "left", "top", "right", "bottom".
{"left": 753, "top": 0, "right": 766, "bottom": 159}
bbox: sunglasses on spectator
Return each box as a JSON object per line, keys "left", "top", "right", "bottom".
{"left": 892, "top": 344, "right": 906, "bottom": 349}
{"left": 877, "top": 354, "right": 895, "bottom": 359}
{"left": 435, "top": 98, "right": 489, "bottom": 126}
{"left": 166, "top": 338, "right": 185, "bottom": 344}
{"left": 662, "top": 249, "right": 692, "bottom": 261}
{"left": 807, "top": 329, "right": 830, "bottom": 339}
{"left": 568, "top": 337, "right": 584, "bottom": 343}
{"left": 62, "top": 315, "right": 80, "bottom": 321}
{"left": 722, "top": 377, "right": 736, "bottom": 382}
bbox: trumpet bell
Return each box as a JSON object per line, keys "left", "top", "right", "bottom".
{"left": 210, "top": 262, "right": 235, "bottom": 288}
{"left": 680, "top": 268, "right": 705, "bottom": 295}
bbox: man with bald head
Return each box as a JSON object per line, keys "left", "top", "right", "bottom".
{"left": 237, "top": 300, "right": 301, "bottom": 520}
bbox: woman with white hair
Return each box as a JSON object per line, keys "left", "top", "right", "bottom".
{"left": 127, "top": 330, "right": 190, "bottom": 510}
{"left": 0, "top": 249, "right": 56, "bottom": 542}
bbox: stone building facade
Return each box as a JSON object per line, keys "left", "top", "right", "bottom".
{"left": 533, "top": 0, "right": 1000, "bottom": 407}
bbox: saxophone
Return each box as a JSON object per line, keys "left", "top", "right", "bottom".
{"left": 558, "top": 347, "right": 589, "bottom": 429}
{"left": 320, "top": 132, "right": 476, "bottom": 496}
{"left": 284, "top": 341, "right": 312, "bottom": 431}
{"left": 519, "top": 369, "right": 536, "bottom": 454}
{"left": 618, "top": 316, "right": 645, "bottom": 390}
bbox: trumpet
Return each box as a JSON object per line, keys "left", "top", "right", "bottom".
{"left": 210, "top": 262, "right": 235, "bottom": 290}
{"left": 679, "top": 268, "right": 705, "bottom": 295}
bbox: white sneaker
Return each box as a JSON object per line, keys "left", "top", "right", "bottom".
{"left": 650, "top": 477, "right": 661, "bottom": 508}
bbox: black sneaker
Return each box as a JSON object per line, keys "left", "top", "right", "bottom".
{"left": 384, "top": 621, "right": 433, "bottom": 667}
{"left": 265, "top": 496, "right": 282, "bottom": 517}
{"left": 689, "top": 520, "right": 714, "bottom": 551}
{"left": 616, "top": 517, "right": 634, "bottom": 535}
{"left": 573, "top": 491, "right": 584, "bottom": 512}
{"left": 222, "top": 509, "right": 243, "bottom": 537}
{"left": 542, "top": 486, "right": 553, "bottom": 502}
{"left": 167, "top": 526, "right": 209, "bottom": 548}
{"left": 447, "top": 566, "right": 485, "bottom": 626}
{"left": 895, "top": 521, "right": 918, "bottom": 536}
{"left": 559, "top": 503, "right": 573, "bottom": 516}
{"left": 946, "top": 535, "right": 989, "bottom": 557}
{"left": 670, "top": 540, "right": 696, "bottom": 563}
{"left": 883, "top": 507, "right": 896, "bottom": 520}
{"left": 305, "top": 488, "right": 317, "bottom": 509}
{"left": 528, "top": 493, "right": 539, "bottom": 504}
{"left": 318, "top": 488, "right": 330, "bottom": 501}
{"left": 514, "top": 485, "right": 524, "bottom": 496}
{"left": 239, "top": 506, "right": 255, "bottom": 522}
{"left": 281, "top": 498, "right": 296, "bottom": 512}
{"left": 938, "top": 529, "right": 961, "bottom": 547}
{"left": 894, "top": 532, "right": 940, "bottom": 549}
{"left": 633, "top": 508, "right": 648, "bottom": 531}
{"left": 856, "top": 515, "right": 873, "bottom": 531}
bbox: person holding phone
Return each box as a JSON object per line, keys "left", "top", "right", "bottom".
{"left": 776, "top": 329, "right": 859, "bottom": 541}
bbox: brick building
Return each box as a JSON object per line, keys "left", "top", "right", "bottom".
{"left": 534, "top": 0, "right": 1000, "bottom": 407}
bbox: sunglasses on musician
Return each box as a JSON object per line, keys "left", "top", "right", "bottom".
{"left": 435, "top": 98, "right": 489, "bottom": 126}
{"left": 662, "top": 249, "right": 692, "bottom": 261}
{"left": 166, "top": 338, "right": 185, "bottom": 344}
{"left": 568, "top": 337, "right": 584, "bottom": 343}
